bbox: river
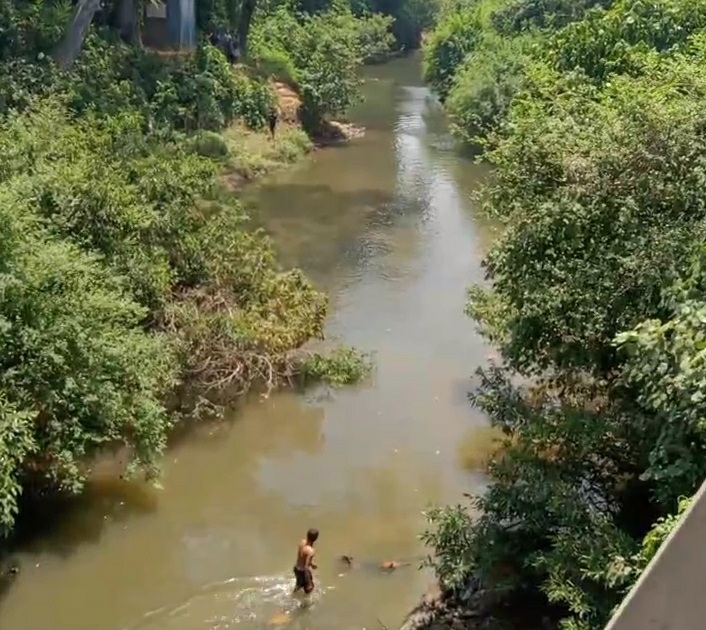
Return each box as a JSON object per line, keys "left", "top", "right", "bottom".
{"left": 0, "top": 53, "right": 494, "bottom": 630}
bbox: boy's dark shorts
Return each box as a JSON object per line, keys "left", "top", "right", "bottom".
{"left": 293, "top": 566, "right": 314, "bottom": 593}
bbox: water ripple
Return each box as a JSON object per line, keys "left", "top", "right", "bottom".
{"left": 123, "top": 574, "right": 328, "bottom": 630}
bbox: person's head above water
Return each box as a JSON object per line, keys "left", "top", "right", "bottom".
{"left": 306, "top": 528, "right": 319, "bottom": 544}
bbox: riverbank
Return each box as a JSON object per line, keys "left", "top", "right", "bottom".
{"left": 218, "top": 120, "right": 313, "bottom": 189}
{"left": 399, "top": 580, "right": 492, "bottom": 630}
{"left": 399, "top": 580, "right": 552, "bottom": 630}
{"left": 0, "top": 75, "right": 368, "bottom": 581}
{"left": 218, "top": 80, "right": 365, "bottom": 190}
{"left": 400, "top": 557, "right": 565, "bottom": 630}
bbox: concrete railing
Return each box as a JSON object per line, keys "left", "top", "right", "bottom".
{"left": 604, "top": 479, "right": 706, "bottom": 630}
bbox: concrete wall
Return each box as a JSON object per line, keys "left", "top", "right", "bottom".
{"left": 604, "top": 480, "right": 706, "bottom": 630}
{"left": 167, "top": 0, "right": 196, "bottom": 50}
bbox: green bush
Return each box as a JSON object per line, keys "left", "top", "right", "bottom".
{"left": 551, "top": 0, "right": 706, "bottom": 82}
{"left": 0, "top": 183, "right": 177, "bottom": 536}
{"left": 422, "top": 4, "right": 489, "bottom": 102}
{"left": 0, "top": 101, "right": 216, "bottom": 309}
{"left": 253, "top": 47, "right": 300, "bottom": 83}
{"left": 423, "top": 28, "right": 706, "bottom": 630}
{"left": 0, "top": 0, "right": 72, "bottom": 58}
{"left": 0, "top": 98, "right": 335, "bottom": 536}
{"left": 274, "top": 0, "right": 435, "bottom": 50}
{"left": 471, "top": 56, "right": 706, "bottom": 374}
{"left": 301, "top": 347, "right": 372, "bottom": 386}
{"left": 491, "top": 0, "right": 611, "bottom": 34}
{"left": 421, "top": 0, "right": 630, "bottom": 145}
{"left": 446, "top": 32, "right": 535, "bottom": 142}
{"left": 355, "top": 11, "right": 395, "bottom": 62}
{"left": 250, "top": 4, "right": 387, "bottom": 131}
{"left": 0, "top": 25, "right": 275, "bottom": 133}
{"left": 0, "top": 56, "right": 58, "bottom": 113}
{"left": 189, "top": 130, "right": 231, "bottom": 159}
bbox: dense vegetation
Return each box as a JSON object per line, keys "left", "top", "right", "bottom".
{"left": 0, "top": 0, "right": 443, "bottom": 539}
{"left": 279, "top": 0, "right": 438, "bottom": 51}
{"left": 422, "top": 0, "right": 706, "bottom": 628}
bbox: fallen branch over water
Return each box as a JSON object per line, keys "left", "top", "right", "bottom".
{"left": 159, "top": 285, "right": 372, "bottom": 406}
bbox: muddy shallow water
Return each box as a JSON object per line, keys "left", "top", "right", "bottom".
{"left": 0, "top": 54, "right": 495, "bottom": 630}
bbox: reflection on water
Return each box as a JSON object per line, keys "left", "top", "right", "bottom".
{"left": 0, "top": 54, "right": 494, "bottom": 630}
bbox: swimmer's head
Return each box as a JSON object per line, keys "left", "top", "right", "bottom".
{"left": 306, "top": 528, "right": 319, "bottom": 544}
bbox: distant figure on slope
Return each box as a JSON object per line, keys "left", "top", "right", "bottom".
{"left": 209, "top": 29, "right": 239, "bottom": 64}
{"left": 268, "top": 106, "right": 279, "bottom": 140}
{"left": 293, "top": 528, "right": 319, "bottom": 596}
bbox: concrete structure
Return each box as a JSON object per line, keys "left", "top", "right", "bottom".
{"left": 144, "top": 0, "right": 195, "bottom": 50}
{"left": 166, "top": 0, "right": 196, "bottom": 50}
{"left": 605, "top": 480, "right": 706, "bottom": 630}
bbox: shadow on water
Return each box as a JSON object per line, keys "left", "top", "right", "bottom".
{"left": 0, "top": 391, "right": 328, "bottom": 576}
{"left": 8, "top": 477, "right": 158, "bottom": 557}
{"left": 0, "top": 476, "right": 159, "bottom": 607}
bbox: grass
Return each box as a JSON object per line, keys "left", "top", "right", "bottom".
{"left": 219, "top": 121, "right": 312, "bottom": 188}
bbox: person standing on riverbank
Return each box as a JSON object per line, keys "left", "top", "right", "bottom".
{"left": 268, "top": 106, "right": 279, "bottom": 140}
{"left": 293, "top": 528, "right": 318, "bottom": 596}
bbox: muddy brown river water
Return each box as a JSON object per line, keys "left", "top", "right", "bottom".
{"left": 0, "top": 53, "right": 496, "bottom": 630}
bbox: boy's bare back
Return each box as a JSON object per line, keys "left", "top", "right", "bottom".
{"left": 292, "top": 528, "right": 319, "bottom": 595}
{"left": 295, "top": 539, "right": 315, "bottom": 569}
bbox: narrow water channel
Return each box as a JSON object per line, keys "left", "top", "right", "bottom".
{"left": 0, "top": 54, "right": 494, "bottom": 630}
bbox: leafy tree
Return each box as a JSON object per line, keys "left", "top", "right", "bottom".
{"left": 422, "top": 3, "right": 490, "bottom": 102}
{"left": 445, "top": 31, "right": 535, "bottom": 143}
{"left": 491, "top": 0, "right": 611, "bottom": 35}
{"left": 470, "top": 56, "right": 706, "bottom": 375}
{"left": 422, "top": 21, "right": 706, "bottom": 630}
{"left": 0, "top": 183, "right": 176, "bottom": 536}
{"left": 422, "top": 0, "right": 692, "bottom": 144}
{"left": 249, "top": 3, "right": 389, "bottom": 129}
{"left": 282, "top": 0, "right": 436, "bottom": 49}
{"left": 617, "top": 248, "right": 706, "bottom": 507}
{"left": 367, "top": 0, "right": 440, "bottom": 49}
{"left": 551, "top": 0, "right": 706, "bottom": 82}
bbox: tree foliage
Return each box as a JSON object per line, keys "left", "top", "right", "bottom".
{"left": 422, "top": 2, "right": 490, "bottom": 102}
{"left": 361, "top": 0, "right": 440, "bottom": 49}
{"left": 0, "top": 96, "right": 333, "bottom": 537}
{"left": 551, "top": 0, "right": 706, "bottom": 82}
{"left": 424, "top": 0, "right": 645, "bottom": 143}
{"left": 445, "top": 31, "right": 535, "bottom": 142}
{"left": 249, "top": 3, "right": 386, "bottom": 130}
{"left": 491, "top": 0, "right": 610, "bottom": 35}
{"left": 422, "top": 2, "right": 706, "bottom": 628}
{"left": 0, "top": 170, "right": 177, "bottom": 535}
{"left": 0, "top": 0, "right": 387, "bottom": 538}
{"left": 281, "top": 0, "right": 438, "bottom": 49}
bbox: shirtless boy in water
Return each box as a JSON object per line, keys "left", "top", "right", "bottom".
{"left": 293, "top": 528, "right": 319, "bottom": 596}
